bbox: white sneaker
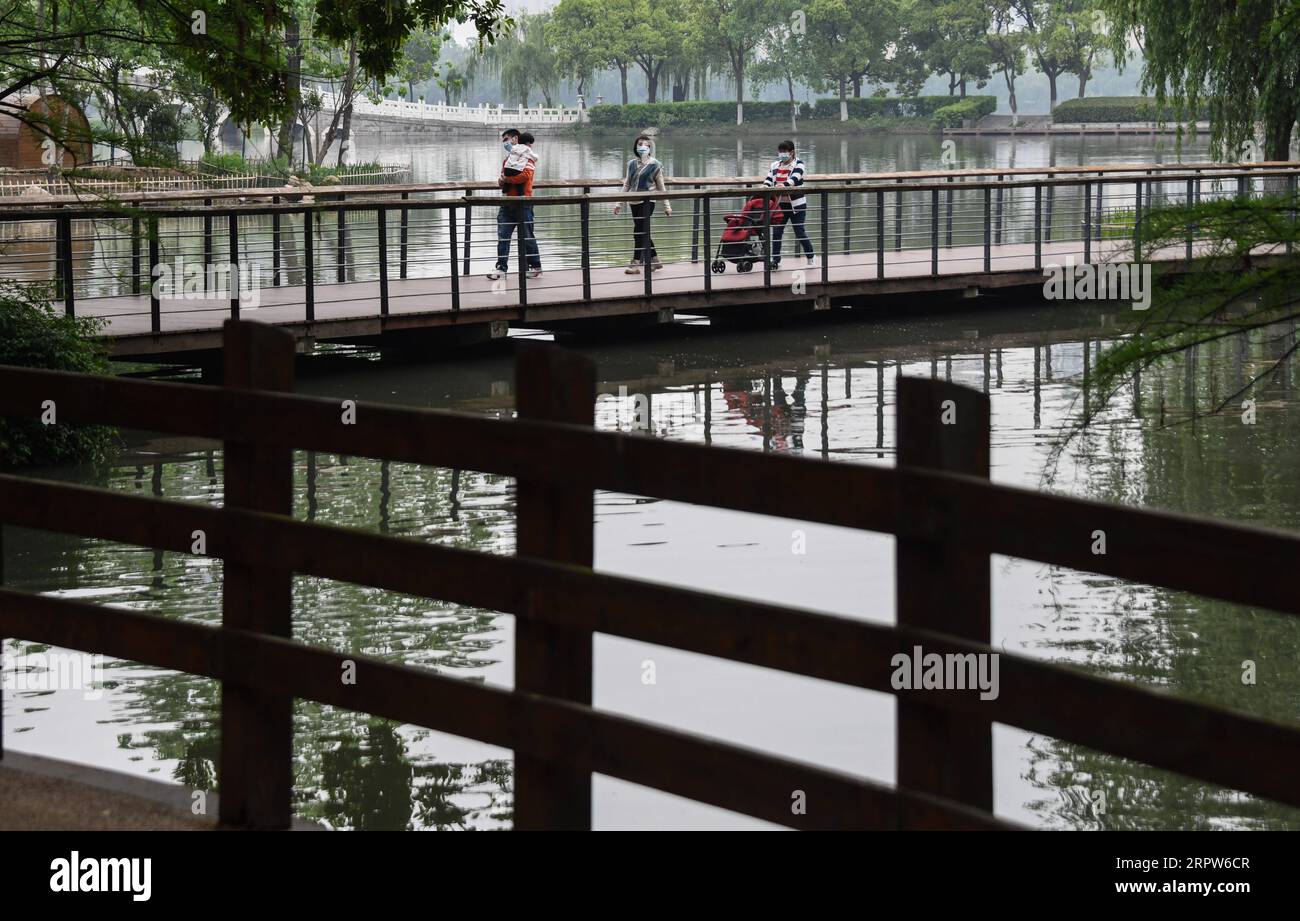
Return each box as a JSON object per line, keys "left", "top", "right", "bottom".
{"left": 527, "top": 269, "right": 543, "bottom": 279}
{"left": 807, "top": 255, "right": 815, "bottom": 266}
{"left": 487, "top": 270, "right": 504, "bottom": 280}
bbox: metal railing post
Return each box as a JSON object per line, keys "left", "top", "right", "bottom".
{"left": 57, "top": 212, "right": 74, "bottom": 317}
{"left": 377, "top": 208, "right": 389, "bottom": 317}
{"left": 762, "top": 193, "right": 772, "bottom": 288}
{"left": 272, "top": 196, "right": 281, "bottom": 286}
{"left": 876, "top": 189, "right": 885, "bottom": 279}
{"left": 149, "top": 217, "right": 160, "bottom": 333}
{"left": 930, "top": 188, "right": 939, "bottom": 275}
{"left": 304, "top": 208, "right": 315, "bottom": 321}
{"left": 580, "top": 189, "right": 591, "bottom": 300}
{"left": 463, "top": 190, "right": 473, "bottom": 276}
{"left": 691, "top": 185, "right": 701, "bottom": 262}
{"left": 1034, "top": 184, "right": 1042, "bottom": 271}
{"left": 400, "top": 191, "right": 409, "bottom": 279}
{"left": 229, "top": 214, "right": 240, "bottom": 319}
{"left": 449, "top": 203, "right": 460, "bottom": 312}
{"left": 983, "top": 186, "right": 992, "bottom": 273}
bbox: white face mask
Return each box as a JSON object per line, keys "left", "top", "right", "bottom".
{"left": 637, "top": 145, "right": 650, "bottom": 155}
{"left": 778, "top": 152, "right": 792, "bottom": 162}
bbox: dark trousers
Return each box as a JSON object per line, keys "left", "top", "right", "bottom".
{"left": 772, "top": 203, "right": 813, "bottom": 262}
{"left": 496, "top": 205, "right": 541, "bottom": 271}
{"left": 630, "top": 201, "right": 657, "bottom": 263}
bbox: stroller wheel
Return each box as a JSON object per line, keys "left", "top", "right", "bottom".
{"left": 711, "top": 259, "right": 726, "bottom": 274}
{"left": 737, "top": 260, "right": 754, "bottom": 273}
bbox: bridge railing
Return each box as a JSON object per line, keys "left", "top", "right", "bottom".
{"left": 0, "top": 163, "right": 1296, "bottom": 335}
{"left": 1, "top": 320, "right": 1299, "bottom": 828}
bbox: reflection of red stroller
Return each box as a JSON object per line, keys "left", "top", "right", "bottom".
{"left": 711, "top": 197, "right": 786, "bottom": 274}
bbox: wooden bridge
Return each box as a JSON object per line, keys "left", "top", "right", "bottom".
{"left": 2, "top": 162, "right": 1296, "bottom": 362}
{"left": 2, "top": 320, "right": 1299, "bottom": 829}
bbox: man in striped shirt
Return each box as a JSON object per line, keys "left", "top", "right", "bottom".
{"left": 763, "top": 139, "right": 814, "bottom": 269}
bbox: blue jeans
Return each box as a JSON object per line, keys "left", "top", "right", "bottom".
{"left": 496, "top": 205, "right": 541, "bottom": 271}
{"left": 772, "top": 203, "right": 813, "bottom": 262}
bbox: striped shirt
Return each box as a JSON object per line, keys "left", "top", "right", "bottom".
{"left": 764, "top": 156, "right": 807, "bottom": 207}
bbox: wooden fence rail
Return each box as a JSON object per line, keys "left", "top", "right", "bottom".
{"left": 1, "top": 319, "right": 1299, "bottom": 828}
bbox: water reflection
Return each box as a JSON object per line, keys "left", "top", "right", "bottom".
{"left": 4, "top": 301, "right": 1300, "bottom": 829}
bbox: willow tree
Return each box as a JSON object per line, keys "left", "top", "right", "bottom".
{"left": 1102, "top": 0, "right": 1300, "bottom": 160}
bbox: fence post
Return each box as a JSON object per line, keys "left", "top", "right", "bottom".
{"left": 895, "top": 376, "right": 993, "bottom": 823}
{"left": 449, "top": 203, "right": 460, "bottom": 312}
{"left": 514, "top": 344, "right": 595, "bottom": 830}
{"left": 219, "top": 320, "right": 295, "bottom": 829}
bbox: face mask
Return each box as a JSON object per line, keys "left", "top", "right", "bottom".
{"left": 778, "top": 152, "right": 792, "bottom": 162}
{"left": 503, "top": 140, "right": 515, "bottom": 152}
{"left": 637, "top": 145, "right": 650, "bottom": 155}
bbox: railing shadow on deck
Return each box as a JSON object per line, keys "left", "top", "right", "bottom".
{"left": 1, "top": 319, "right": 1299, "bottom": 829}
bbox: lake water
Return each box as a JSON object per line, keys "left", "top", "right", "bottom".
{"left": 5, "top": 134, "right": 1299, "bottom": 830}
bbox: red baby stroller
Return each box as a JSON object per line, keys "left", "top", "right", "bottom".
{"left": 711, "top": 196, "right": 786, "bottom": 274}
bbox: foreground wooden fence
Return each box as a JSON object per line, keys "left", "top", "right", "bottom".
{"left": 1, "top": 320, "right": 1299, "bottom": 829}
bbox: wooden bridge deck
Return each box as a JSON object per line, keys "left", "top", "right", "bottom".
{"left": 87, "top": 239, "right": 1136, "bottom": 357}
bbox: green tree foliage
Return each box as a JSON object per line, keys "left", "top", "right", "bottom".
{"left": 1101, "top": 0, "right": 1300, "bottom": 160}
{"left": 685, "top": 0, "right": 769, "bottom": 125}
{"left": 909, "top": 0, "right": 994, "bottom": 97}
{"left": 0, "top": 283, "right": 115, "bottom": 469}
{"left": 984, "top": 0, "right": 1028, "bottom": 122}
{"left": 803, "top": 0, "right": 914, "bottom": 121}
{"left": 473, "top": 13, "right": 558, "bottom": 107}
{"left": 1088, "top": 194, "right": 1300, "bottom": 423}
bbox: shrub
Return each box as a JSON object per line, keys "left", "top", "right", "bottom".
{"left": 1052, "top": 96, "right": 1205, "bottom": 124}
{"left": 930, "top": 96, "right": 998, "bottom": 128}
{"left": 0, "top": 283, "right": 117, "bottom": 469}
{"left": 585, "top": 96, "right": 997, "bottom": 128}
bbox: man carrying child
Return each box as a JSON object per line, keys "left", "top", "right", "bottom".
{"left": 490, "top": 128, "right": 542, "bottom": 280}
